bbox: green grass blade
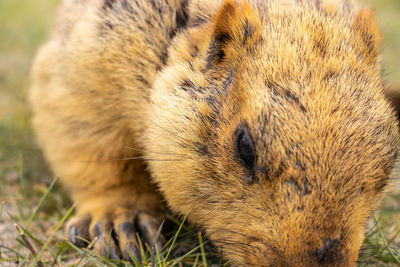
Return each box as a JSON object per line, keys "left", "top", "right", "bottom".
{"left": 0, "top": 201, "right": 5, "bottom": 218}
{"left": 163, "top": 213, "right": 188, "bottom": 264}
{"left": 169, "top": 244, "right": 203, "bottom": 267}
{"left": 192, "top": 253, "right": 199, "bottom": 267}
{"left": 25, "top": 177, "right": 58, "bottom": 229}
{"left": 18, "top": 153, "right": 26, "bottom": 198}
{"left": 15, "top": 223, "right": 43, "bottom": 246}
{"left": 197, "top": 232, "right": 207, "bottom": 267}
{"left": 5, "top": 209, "right": 43, "bottom": 246}
{"left": 67, "top": 242, "right": 106, "bottom": 266}
{"left": 136, "top": 232, "right": 148, "bottom": 264}
{"left": 387, "top": 228, "right": 400, "bottom": 246}
{"left": 375, "top": 215, "right": 400, "bottom": 264}
{"left": 35, "top": 204, "right": 75, "bottom": 264}
{"left": 151, "top": 220, "right": 164, "bottom": 267}
{"left": 0, "top": 245, "right": 23, "bottom": 258}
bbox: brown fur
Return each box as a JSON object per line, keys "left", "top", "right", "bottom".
{"left": 30, "top": 0, "right": 400, "bottom": 266}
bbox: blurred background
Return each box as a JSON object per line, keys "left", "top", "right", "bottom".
{"left": 0, "top": 0, "right": 399, "bottom": 265}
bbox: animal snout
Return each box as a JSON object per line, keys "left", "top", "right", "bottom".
{"left": 315, "top": 238, "right": 343, "bottom": 264}
{"left": 247, "top": 238, "right": 352, "bottom": 267}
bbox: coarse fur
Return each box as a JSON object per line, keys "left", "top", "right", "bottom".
{"left": 30, "top": 0, "right": 400, "bottom": 266}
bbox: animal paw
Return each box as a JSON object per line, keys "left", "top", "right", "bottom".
{"left": 67, "top": 210, "right": 165, "bottom": 262}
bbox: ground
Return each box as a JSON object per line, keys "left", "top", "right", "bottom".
{"left": 0, "top": 0, "right": 400, "bottom": 266}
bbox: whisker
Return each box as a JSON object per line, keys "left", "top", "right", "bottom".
{"left": 213, "top": 241, "right": 258, "bottom": 255}
{"left": 209, "top": 244, "right": 254, "bottom": 257}
{"left": 75, "top": 157, "right": 186, "bottom": 163}
{"left": 111, "top": 156, "right": 185, "bottom": 162}
{"left": 206, "top": 236, "right": 260, "bottom": 253}
{"left": 207, "top": 237, "right": 256, "bottom": 249}
{"left": 123, "top": 145, "right": 187, "bottom": 156}
{"left": 206, "top": 227, "right": 268, "bottom": 248}
{"left": 206, "top": 228, "right": 264, "bottom": 243}
{"left": 150, "top": 120, "right": 191, "bottom": 144}
{"left": 215, "top": 246, "right": 267, "bottom": 267}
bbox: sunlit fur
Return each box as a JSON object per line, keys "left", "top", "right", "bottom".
{"left": 30, "top": 0, "right": 399, "bottom": 266}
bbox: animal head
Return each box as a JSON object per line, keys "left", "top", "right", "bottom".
{"left": 145, "top": 0, "right": 399, "bottom": 265}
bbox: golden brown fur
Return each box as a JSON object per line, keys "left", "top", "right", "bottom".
{"left": 30, "top": 0, "right": 400, "bottom": 265}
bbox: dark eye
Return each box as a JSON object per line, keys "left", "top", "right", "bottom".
{"left": 235, "top": 125, "right": 256, "bottom": 170}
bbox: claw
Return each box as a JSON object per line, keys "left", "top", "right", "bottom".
{"left": 117, "top": 222, "right": 141, "bottom": 262}
{"left": 69, "top": 226, "right": 78, "bottom": 243}
{"left": 68, "top": 216, "right": 91, "bottom": 247}
{"left": 136, "top": 212, "right": 166, "bottom": 253}
{"left": 92, "top": 220, "right": 120, "bottom": 260}
{"left": 66, "top": 210, "right": 165, "bottom": 262}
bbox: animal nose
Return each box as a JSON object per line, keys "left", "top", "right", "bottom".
{"left": 315, "top": 239, "right": 343, "bottom": 264}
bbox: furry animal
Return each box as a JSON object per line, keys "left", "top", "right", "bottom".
{"left": 30, "top": 0, "right": 400, "bottom": 265}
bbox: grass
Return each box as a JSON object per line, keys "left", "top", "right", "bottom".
{"left": 0, "top": 0, "right": 400, "bottom": 266}
{"left": 1, "top": 175, "right": 221, "bottom": 266}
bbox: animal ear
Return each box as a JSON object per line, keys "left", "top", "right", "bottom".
{"left": 211, "top": 0, "right": 262, "bottom": 61}
{"left": 385, "top": 87, "right": 400, "bottom": 123}
{"left": 352, "top": 9, "right": 382, "bottom": 62}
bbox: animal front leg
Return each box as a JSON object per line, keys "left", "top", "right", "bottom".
{"left": 67, "top": 181, "right": 166, "bottom": 262}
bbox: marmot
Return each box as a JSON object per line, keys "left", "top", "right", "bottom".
{"left": 30, "top": 0, "right": 400, "bottom": 266}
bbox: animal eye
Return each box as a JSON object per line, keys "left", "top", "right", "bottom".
{"left": 235, "top": 125, "right": 256, "bottom": 170}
